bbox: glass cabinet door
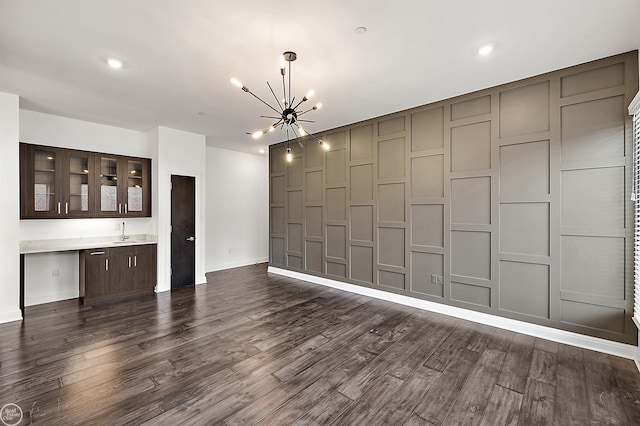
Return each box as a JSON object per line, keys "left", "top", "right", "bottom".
{"left": 98, "top": 155, "right": 120, "bottom": 214}
{"left": 126, "top": 159, "right": 144, "bottom": 213}
{"left": 32, "top": 147, "right": 59, "bottom": 213}
{"left": 66, "top": 152, "right": 91, "bottom": 215}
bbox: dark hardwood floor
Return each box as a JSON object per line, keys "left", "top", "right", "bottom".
{"left": 1, "top": 263, "right": 640, "bottom": 425}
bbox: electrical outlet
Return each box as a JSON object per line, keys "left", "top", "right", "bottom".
{"left": 436, "top": 275, "right": 443, "bottom": 285}
{"left": 52, "top": 268, "right": 59, "bottom": 277}
{"left": 430, "top": 274, "right": 438, "bottom": 284}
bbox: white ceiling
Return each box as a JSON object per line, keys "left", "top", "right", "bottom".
{"left": 1, "top": 0, "right": 639, "bottom": 155}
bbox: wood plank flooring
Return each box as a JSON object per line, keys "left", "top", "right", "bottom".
{"left": 1, "top": 263, "right": 640, "bottom": 425}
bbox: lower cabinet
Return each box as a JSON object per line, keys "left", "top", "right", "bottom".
{"left": 79, "top": 243, "right": 157, "bottom": 305}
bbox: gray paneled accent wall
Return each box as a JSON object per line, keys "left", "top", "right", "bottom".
{"left": 269, "top": 51, "right": 639, "bottom": 344}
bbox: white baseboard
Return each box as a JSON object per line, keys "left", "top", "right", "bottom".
{"left": 268, "top": 266, "right": 639, "bottom": 361}
{"left": 206, "top": 257, "right": 269, "bottom": 273}
{"left": 0, "top": 309, "right": 23, "bottom": 324}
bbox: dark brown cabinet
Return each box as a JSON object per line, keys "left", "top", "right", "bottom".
{"left": 20, "top": 144, "right": 64, "bottom": 218}
{"left": 95, "top": 154, "right": 151, "bottom": 217}
{"left": 20, "top": 143, "right": 151, "bottom": 219}
{"left": 79, "top": 244, "right": 157, "bottom": 305}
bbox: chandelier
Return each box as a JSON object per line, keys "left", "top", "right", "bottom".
{"left": 231, "top": 51, "right": 329, "bottom": 161}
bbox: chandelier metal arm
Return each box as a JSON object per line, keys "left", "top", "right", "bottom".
{"left": 266, "top": 81, "right": 284, "bottom": 111}
{"left": 288, "top": 59, "right": 292, "bottom": 106}
{"left": 297, "top": 108, "right": 316, "bottom": 117}
{"left": 246, "top": 89, "right": 281, "bottom": 116}
{"left": 282, "top": 74, "right": 287, "bottom": 107}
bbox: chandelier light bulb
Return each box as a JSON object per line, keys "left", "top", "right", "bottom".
{"left": 322, "top": 141, "right": 330, "bottom": 151}
{"left": 297, "top": 125, "right": 306, "bottom": 136}
{"left": 304, "top": 89, "right": 315, "bottom": 101}
{"left": 252, "top": 130, "right": 263, "bottom": 139}
{"left": 280, "top": 55, "right": 286, "bottom": 73}
{"left": 268, "top": 126, "right": 275, "bottom": 133}
{"left": 230, "top": 78, "right": 243, "bottom": 88}
{"left": 286, "top": 148, "right": 293, "bottom": 162}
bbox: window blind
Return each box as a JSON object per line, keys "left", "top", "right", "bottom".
{"left": 632, "top": 94, "right": 640, "bottom": 327}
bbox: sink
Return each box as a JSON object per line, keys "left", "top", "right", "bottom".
{"left": 111, "top": 239, "right": 143, "bottom": 245}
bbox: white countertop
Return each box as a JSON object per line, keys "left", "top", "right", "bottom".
{"left": 20, "top": 234, "right": 157, "bottom": 254}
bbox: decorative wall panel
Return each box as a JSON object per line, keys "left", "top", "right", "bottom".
{"left": 269, "top": 51, "right": 638, "bottom": 344}
{"left": 350, "top": 165, "right": 373, "bottom": 201}
{"left": 451, "top": 95, "right": 491, "bottom": 121}
{"left": 451, "top": 177, "right": 491, "bottom": 225}
{"left": 378, "top": 138, "right": 405, "bottom": 179}
{"left": 499, "top": 140, "right": 550, "bottom": 198}
{"left": 499, "top": 81, "right": 550, "bottom": 138}
{"left": 410, "top": 204, "right": 443, "bottom": 247}
{"left": 411, "top": 155, "right": 444, "bottom": 199}
{"left": 378, "top": 183, "right": 405, "bottom": 223}
{"left": 305, "top": 206, "right": 322, "bottom": 237}
{"left": 350, "top": 125, "right": 374, "bottom": 161}
{"left": 450, "top": 121, "right": 491, "bottom": 172}
{"left": 351, "top": 205, "right": 374, "bottom": 242}
{"left": 410, "top": 252, "right": 444, "bottom": 297}
{"left": 411, "top": 107, "right": 444, "bottom": 152}
{"left": 500, "top": 261, "right": 550, "bottom": 318}
{"left": 327, "top": 225, "right": 346, "bottom": 259}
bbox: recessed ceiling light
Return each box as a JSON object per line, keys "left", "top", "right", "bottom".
{"left": 354, "top": 27, "right": 367, "bottom": 35}
{"left": 106, "top": 58, "right": 123, "bottom": 69}
{"left": 478, "top": 44, "right": 494, "bottom": 55}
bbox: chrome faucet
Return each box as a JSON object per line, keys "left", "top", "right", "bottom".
{"left": 121, "top": 221, "right": 129, "bottom": 241}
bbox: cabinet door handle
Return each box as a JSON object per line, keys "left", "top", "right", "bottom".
{"left": 186, "top": 236, "right": 195, "bottom": 242}
{"left": 125, "top": 203, "right": 128, "bottom": 214}
{"left": 134, "top": 255, "right": 137, "bottom": 267}
{"left": 89, "top": 251, "right": 105, "bottom": 255}
{"left": 57, "top": 202, "right": 61, "bottom": 214}
{"left": 105, "top": 259, "right": 109, "bottom": 271}
{"left": 65, "top": 202, "right": 68, "bottom": 215}
{"left": 128, "top": 256, "right": 131, "bottom": 268}
{"left": 118, "top": 203, "right": 122, "bottom": 214}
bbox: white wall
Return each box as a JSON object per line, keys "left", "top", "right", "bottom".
{"left": 19, "top": 111, "right": 155, "bottom": 305}
{"left": 0, "top": 92, "right": 21, "bottom": 322}
{"left": 25, "top": 252, "right": 78, "bottom": 306}
{"left": 153, "top": 126, "right": 207, "bottom": 291}
{"left": 205, "top": 147, "right": 269, "bottom": 271}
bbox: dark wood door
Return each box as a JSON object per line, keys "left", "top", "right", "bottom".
{"left": 83, "top": 249, "right": 111, "bottom": 301}
{"left": 171, "top": 175, "right": 196, "bottom": 289}
{"left": 133, "top": 244, "right": 157, "bottom": 293}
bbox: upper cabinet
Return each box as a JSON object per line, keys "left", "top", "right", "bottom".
{"left": 20, "top": 143, "right": 151, "bottom": 219}
{"left": 95, "top": 154, "right": 151, "bottom": 217}
{"left": 65, "top": 149, "right": 94, "bottom": 217}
